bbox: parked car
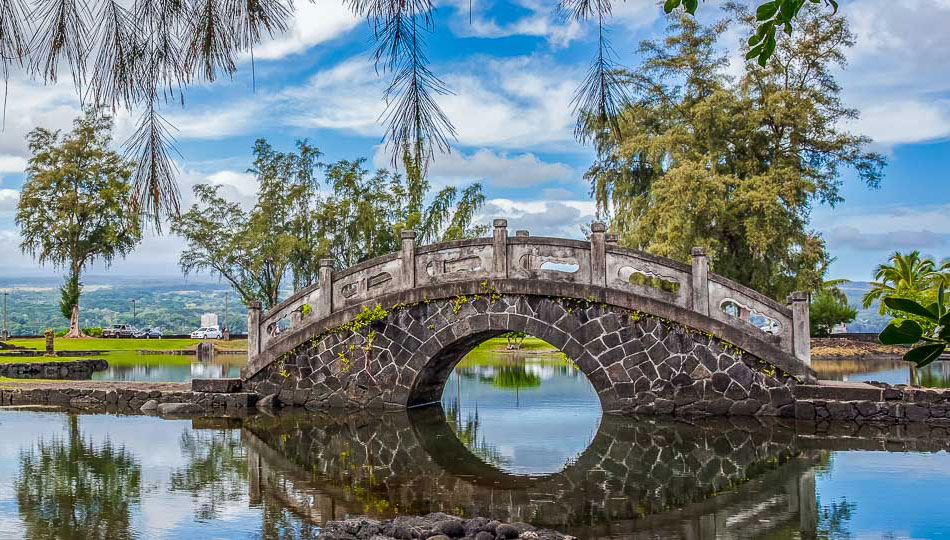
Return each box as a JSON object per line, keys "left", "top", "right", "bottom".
{"left": 191, "top": 326, "right": 223, "bottom": 339}
{"left": 135, "top": 327, "right": 163, "bottom": 339}
{"left": 103, "top": 324, "right": 136, "bottom": 338}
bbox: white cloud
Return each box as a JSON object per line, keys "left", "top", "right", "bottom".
{"left": 277, "top": 54, "right": 581, "bottom": 150}
{"left": 206, "top": 170, "right": 259, "bottom": 198}
{"left": 0, "top": 188, "right": 17, "bottom": 212}
{"left": 846, "top": 100, "right": 950, "bottom": 145}
{"left": 442, "top": 0, "right": 657, "bottom": 46}
{"left": 0, "top": 155, "right": 27, "bottom": 174}
{"left": 479, "top": 198, "right": 595, "bottom": 237}
{"left": 252, "top": 0, "right": 361, "bottom": 60}
{"left": 838, "top": 0, "right": 950, "bottom": 146}
{"left": 373, "top": 145, "right": 576, "bottom": 187}
{"left": 279, "top": 56, "right": 385, "bottom": 135}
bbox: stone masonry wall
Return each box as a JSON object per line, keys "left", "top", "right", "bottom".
{"left": 0, "top": 359, "right": 108, "bottom": 379}
{"left": 245, "top": 293, "right": 798, "bottom": 415}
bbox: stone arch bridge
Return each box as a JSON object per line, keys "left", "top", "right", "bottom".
{"left": 244, "top": 219, "right": 815, "bottom": 415}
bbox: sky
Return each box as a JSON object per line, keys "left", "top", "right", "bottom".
{"left": 0, "top": 0, "right": 947, "bottom": 282}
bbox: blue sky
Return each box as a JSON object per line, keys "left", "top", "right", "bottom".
{"left": 0, "top": 0, "right": 947, "bottom": 282}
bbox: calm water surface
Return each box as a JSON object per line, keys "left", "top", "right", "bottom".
{"left": 88, "top": 352, "right": 247, "bottom": 382}
{"left": 1, "top": 345, "right": 950, "bottom": 539}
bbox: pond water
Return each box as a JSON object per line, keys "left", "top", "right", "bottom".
{"left": 88, "top": 352, "right": 247, "bottom": 382}
{"left": 812, "top": 358, "right": 950, "bottom": 387}
{"left": 1, "top": 341, "right": 950, "bottom": 539}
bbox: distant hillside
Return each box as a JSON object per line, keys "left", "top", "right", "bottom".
{"left": 0, "top": 276, "right": 249, "bottom": 336}
{"left": 0, "top": 276, "right": 893, "bottom": 336}
{"left": 838, "top": 281, "right": 891, "bottom": 333}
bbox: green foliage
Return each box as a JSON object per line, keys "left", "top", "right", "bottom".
{"left": 502, "top": 331, "right": 527, "bottom": 350}
{"left": 878, "top": 284, "right": 950, "bottom": 368}
{"left": 862, "top": 251, "right": 945, "bottom": 334}
{"left": 59, "top": 274, "right": 81, "bottom": 321}
{"left": 809, "top": 290, "right": 857, "bottom": 337}
{"left": 173, "top": 139, "right": 320, "bottom": 308}
{"left": 15, "top": 109, "right": 141, "bottom": 336}
{"left": 583, "top": 9, "right": 884, "bottom": 301}
{"left": 174, "top": 139, "right": 486, "bottom": 307}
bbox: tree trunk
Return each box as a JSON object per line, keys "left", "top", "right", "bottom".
{"left": 65, "top": 303, "right": 86, "bottom": 339}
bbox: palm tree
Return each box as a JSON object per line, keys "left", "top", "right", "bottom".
{"left": 862, "top": 251, "right": 938, "bottom": 314}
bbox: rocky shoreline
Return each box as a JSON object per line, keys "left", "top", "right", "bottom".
{"left": 317, "top": 513, "right": 571, "bottom": 540}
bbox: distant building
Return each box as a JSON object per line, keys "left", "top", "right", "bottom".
{"left": 200, "top": 313, "right": 219, "bottom": 328}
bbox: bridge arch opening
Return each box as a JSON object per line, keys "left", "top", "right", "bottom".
{"left": 433, "top": 333, "right": 602, "bottom": 476}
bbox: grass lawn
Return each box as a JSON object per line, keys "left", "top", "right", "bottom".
{"left": 6, "top": 337, "right": 247, "bottom": 352}
{"left": 457, "top": 337, "right": 574, "bottom": 368}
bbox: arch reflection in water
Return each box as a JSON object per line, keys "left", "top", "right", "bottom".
{"left": 440, "top": 338, "right": 601, "bottom": 476}
{"left": 241, "top": 409, "right": 823, "bottom": 538}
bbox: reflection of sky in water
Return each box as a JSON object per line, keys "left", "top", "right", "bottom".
{"left": 441, "top": 355, "right": 601, "bottom": 476}
{"left": 817, "top": 451, "right": 950, "bottom": 538}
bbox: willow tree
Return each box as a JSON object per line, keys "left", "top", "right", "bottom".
{"left": 15, "top": 109, "right": 141, "bottom": 337}
{"left": 583, "top": 8, "right": 885, "bottom": 300}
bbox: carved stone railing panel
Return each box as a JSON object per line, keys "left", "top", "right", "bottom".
{"left": 331, "top": 255, "right": 403, "bottom": 311}
{"left": 708, "top": 274, "right": 792, "bottom": 351}
{"left": 605, "top": 249, "right": 691, "bottom": 308}
{"left": 260, "top": 284, "right": 323, "bottom": 351}
{"left": 508, "top": 238, "right": 592, "bottom": 284}
{"left": 414, "top": 241, "right": 493, "bottom": 287}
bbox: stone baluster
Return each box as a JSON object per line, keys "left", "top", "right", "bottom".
{"left": 515, "top": 230, "right": 529, "bottom": 237}
{"left": 788, "top": 291, "right": 811, "bottom": 365}
{"left": 605, "top": 234, "right": 618, "bottom": 247}
{"left": 400, "top": 230, "right": 417, "bottom": 290}
{"left": 492, "top": 219, "right": 508, "bottom": 278}
{"left": 590, "top": 222, "right": 606, "bottom": 287}
{"left": 691, "top": 247, "right": 710, "bottom": 316}
{"left": 318, "top": 259, "right": 335, "bottom": 318}
{"left": 247, "top": 301, "right": 261, "bottom": 360}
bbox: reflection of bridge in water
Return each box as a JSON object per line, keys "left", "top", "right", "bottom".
{"left": 240, "top": 409, "right": 831, "bottom": 539}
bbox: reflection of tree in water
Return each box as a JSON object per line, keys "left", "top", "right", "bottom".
{"left": 812, "top": 451, "right": 856, "bottom": 540}
{"left": 457, "top": 365, "right": 541, "bottom": 389}
{"left": 914, "top": 361, "right": 950, "bottom": 389}
{"left": 15, "top": 415, "right": 142, "bottom": 540}
{"left": 258, "top": 496, "right": 320, "bottom": 540}
{"left": 169, "top": 429, "right": 249, "bottom": 520}
{"left": 817, "top": 497, "right": 856, "bottom": 540}
{"left": 445, "top": 399, "right": 510, "bottom": 469}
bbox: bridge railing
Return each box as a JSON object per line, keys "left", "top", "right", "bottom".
{"left": 248, "top": 219, "right": 810, "bottom": 367}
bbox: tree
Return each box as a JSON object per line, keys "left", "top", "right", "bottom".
{"left": 862, "top": 251, "right": 939, "bottom": 314}
{"left": 316, "top": 145, "right": 487, "bottom": 269}
{"left": 3, "top": 0, "right": 835, "bottom": 226}
{"left": 173, "top": 139, "right": 486, "bottom": 307}
{"left": 583, "top": 9, "right": 885, "bottom": 301}
{"left": 810, "top": 290, "right": 856, "bottom": 337}
{"left": 15, "top": 109, "right": 141, "bottom": 338}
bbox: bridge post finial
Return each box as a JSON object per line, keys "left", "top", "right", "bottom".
{"left": 400, "top": 230, "right": 417, "bottom": 290}
{"left": 788, "top": 291, "right": 811, "bottom": 366}
{"left": 691, "top": 247, "right": 710, "bottom": 316}
{"left": 317, "top": 259, "right": 335, "bottom": 320}
{"left": 590, "top": 222, "right": 607, "bottom": 287}
{"left": 492, "top": 219, "right": 508, "bottom": 278}
{"left": 247, "top": 301, "right": 262, "bottom": 362}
